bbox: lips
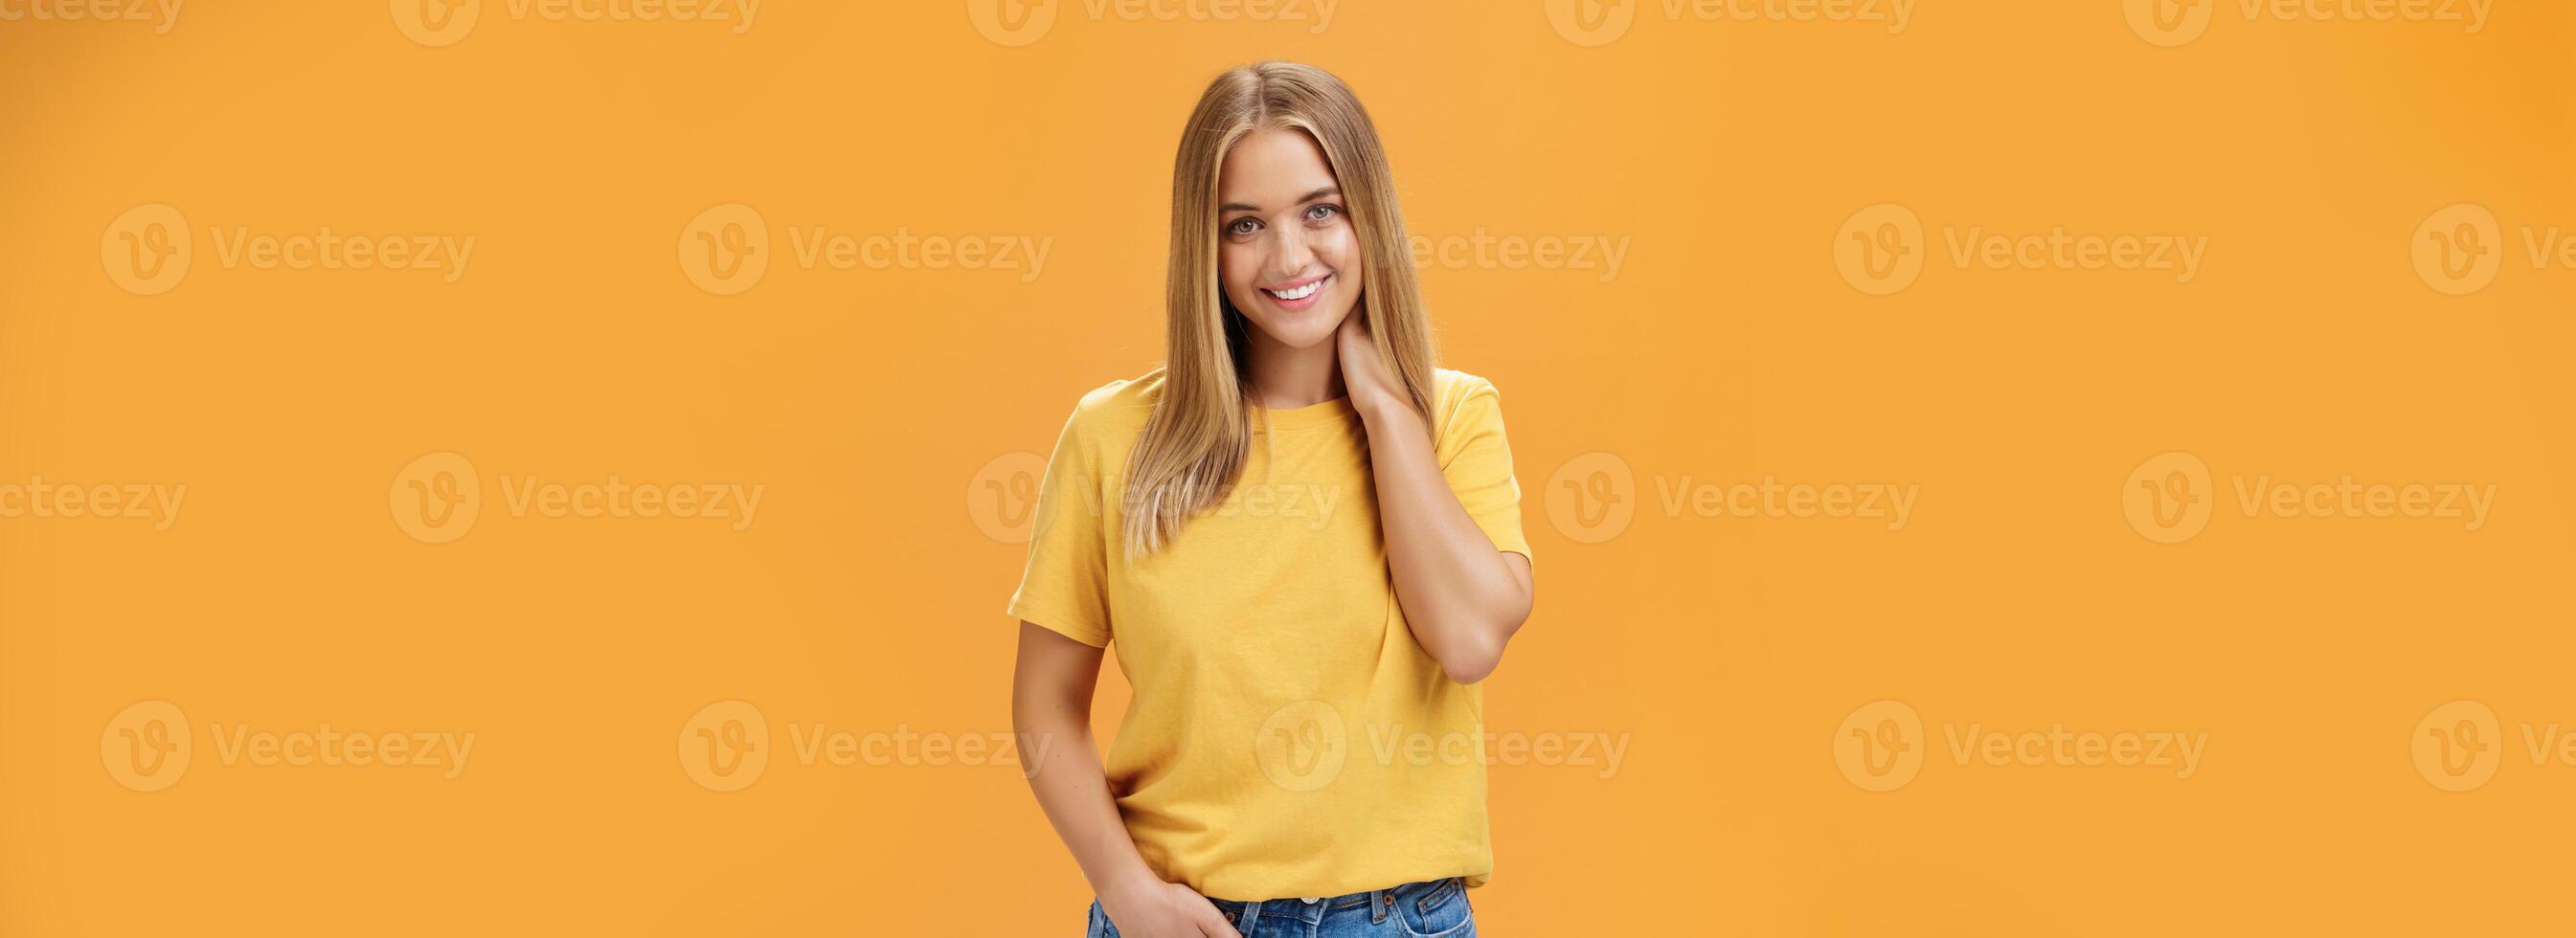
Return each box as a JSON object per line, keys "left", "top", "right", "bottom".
{"left": 1260, "top": 273, "right": 1330, "bottom": 311}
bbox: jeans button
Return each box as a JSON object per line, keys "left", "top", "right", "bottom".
{"left": 1300, "top": 897, "right": 1318, "bottom": 904}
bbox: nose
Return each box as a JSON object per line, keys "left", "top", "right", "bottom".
{"left": 1270, "top": 223, "right": 1313, "bottom": 280}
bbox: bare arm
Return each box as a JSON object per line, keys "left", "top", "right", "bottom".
{"left": 1355, "top": 400, "right": 1535, "bottom": 683}
{"left": 1011, "top": 623, "right": 1238, "bottom": 937}
{"left": 1336, "top": 320, "right": 1536, "bottom": 684}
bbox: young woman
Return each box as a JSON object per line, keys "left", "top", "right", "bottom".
{"left": 1007, "top": 61, "right": 1535, "bottom": 938}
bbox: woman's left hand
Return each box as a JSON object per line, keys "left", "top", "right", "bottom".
{"left": 1334, "top": 312, "right": 1403, "bottom": 413}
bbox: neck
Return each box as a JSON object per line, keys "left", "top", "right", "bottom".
{"left": 1243, "top": 328, "right": 1346, "bottom": 409}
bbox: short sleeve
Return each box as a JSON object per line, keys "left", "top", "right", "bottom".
{"left": 1006, "top": 402, "right": 1114, "bottom": 647}
{"left": 1436, "top": 375, "right": 1533, "bottom": 562}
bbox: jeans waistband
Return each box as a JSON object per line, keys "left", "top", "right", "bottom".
{"left": 1208, "top": 877, "right": 1458, "bottom": 931}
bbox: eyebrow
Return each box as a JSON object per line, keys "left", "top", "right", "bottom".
{"left": 1219, "top": 187, "right": 1341, "bottom": 214}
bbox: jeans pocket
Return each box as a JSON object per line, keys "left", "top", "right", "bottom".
{"left": 1394, "top": 878, "right": 1474, "bottom": 938}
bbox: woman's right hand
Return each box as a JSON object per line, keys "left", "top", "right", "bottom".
{"left": 1016, "top": 625, "right": 1232, "bottom": 936}
{"left": 1098, "top": 876, "right": 1239, "bottom": 937}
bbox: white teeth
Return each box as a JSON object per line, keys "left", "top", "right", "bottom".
{"left": 1267, "top": 279, "right": 1322, "bottom": 302}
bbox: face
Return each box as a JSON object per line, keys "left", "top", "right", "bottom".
{"left": 1216, "top": 126, "right": 1364, "bottom": 352}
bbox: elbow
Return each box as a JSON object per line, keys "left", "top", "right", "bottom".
{"left": 1442, "top": 656, "right": 1498, "bottom": 685}
{"left": 1426, "top": 568, "right": 1534, "bottom": 685}
{"left": 1435, "top": 627, "right": 1510, "bottom": 685}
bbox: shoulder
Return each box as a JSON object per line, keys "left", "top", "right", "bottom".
{"left": 1430, "top": 367, "right": 1510, "bottom": 444}
{"left": 1434, "top": 367, "right": 1501, "bottom": 406}
{"left": 1060, "top": 365, "right": 1166, "bottom": 442}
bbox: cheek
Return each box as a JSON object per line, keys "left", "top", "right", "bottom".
{"left": 1218, "top": 241, "right": 1258, "bottom": 299}
{"left": 1321, "top": 228, "right": 1362, "bottom": 291}
{"left": 1316, "top": 225, "right": 1359, "bottom": 268}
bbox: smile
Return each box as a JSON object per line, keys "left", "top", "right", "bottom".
{"left": 1261, "top": 274, "right": 1329, "bottom": 307}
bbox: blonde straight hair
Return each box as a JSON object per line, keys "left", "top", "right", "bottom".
{"left": 1120, "top": 61, "right": 1438, "bottom": 561}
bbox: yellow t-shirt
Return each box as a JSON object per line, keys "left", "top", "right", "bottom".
{"left": 1006, "top": 365, "right": 1533, "bottom": 902}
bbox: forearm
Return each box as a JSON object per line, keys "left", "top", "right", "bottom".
{"left": 1012, "top": 685, "right": 1156, "bottom": 895}
{"left": 1359, "top": 397, "right": 1533, "bottom": 683}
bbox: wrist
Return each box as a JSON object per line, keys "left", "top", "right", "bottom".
{"left": 1355, "top": 391, "right": 1416, "bottom": 427}
{"left": 1095, "top": 860, "right": 1163, "bottom": 899}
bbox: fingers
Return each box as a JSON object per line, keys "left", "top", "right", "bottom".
{"left": 1193, "top": 905, "right": 1240, "bottom": 937}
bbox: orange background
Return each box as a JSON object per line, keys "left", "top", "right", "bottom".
{"left": 5, "top": 1, "right": 2573, "bottom": 934}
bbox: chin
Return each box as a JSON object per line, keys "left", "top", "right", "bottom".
{"left": 1238, "top": 299, "right": 1357, "bottom": 350}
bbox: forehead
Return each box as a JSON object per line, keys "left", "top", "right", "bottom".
{"left": 1217, "top": 126, "right": 1338, "bottom": 204}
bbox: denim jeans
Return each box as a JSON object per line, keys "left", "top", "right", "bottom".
{"left": 1086, "top": 876, "right": 1475, "bottom": 937}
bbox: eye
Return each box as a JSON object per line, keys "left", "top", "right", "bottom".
{"left": 1305, "top": 204, "right": 1342, "bottom": 223}
{"left": 1225, "top": 217, "right": 1261, "bottom": 238}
